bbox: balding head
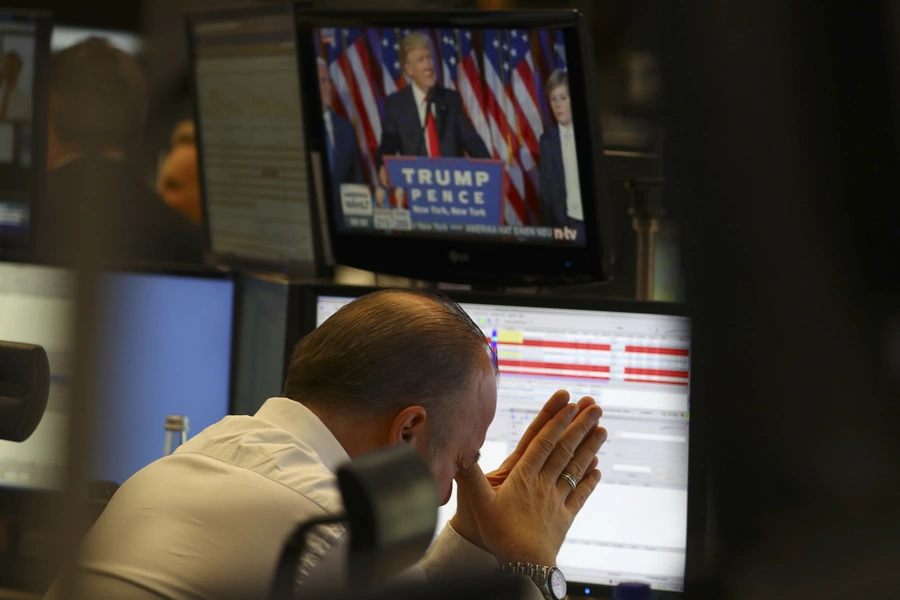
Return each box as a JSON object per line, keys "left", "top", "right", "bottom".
{"left": 283, "top": 288, "right": 496, "bottom": 442}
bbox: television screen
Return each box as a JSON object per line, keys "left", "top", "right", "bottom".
{"left": 0, "top": 11, "right": 50, "bottom": 255}
{"left": 312, "top": 289, "right": 692, "bottom": 594}
{"left": 187, "top": 4, "right": 325, "bottom": 271}
{"left": 315, "top": 25, "right": 587, "bottom": 245}
{"left": 296, "top": 11, "right": 611, "bottom": 285}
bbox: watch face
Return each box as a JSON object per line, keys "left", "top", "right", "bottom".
{"left": 549, "top": 568, "right": 567, "bottom": 599}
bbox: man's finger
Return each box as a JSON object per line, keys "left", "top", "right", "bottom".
{"left": 499, "top": 390, "right": 570, "bottom": 472}
{"left": 516, "top": 402, "right": 580, "bottom": 477}
{"left": 556, "top": 430, "right": 604, "bottom": 495}
{"left": 455, "top": 462, "right": 493, "bottom": 515}
{"left": 542, "top": 406, "right": 603, "bottom": 481}
{"left": 565, "top": 468, "right": 602, "bottom": 514}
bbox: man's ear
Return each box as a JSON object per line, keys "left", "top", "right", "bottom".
{"left": 386, "top": 405, "right": 428, "bottom": 446}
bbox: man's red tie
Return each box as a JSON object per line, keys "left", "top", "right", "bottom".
{"left": 424, "top": 100, "right": 440, "bottom": 157}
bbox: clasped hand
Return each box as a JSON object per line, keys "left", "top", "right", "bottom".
{"left": 450, "top": 390, "right": 608, "bottom": 566}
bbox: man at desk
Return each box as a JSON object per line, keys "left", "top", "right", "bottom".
{"left": 376, "top": 31, "right": 490, "bottom": 187}
{"left": 37, "top": 37, "right": 204, "bottom": 266}
{"left": 51, "top": 288, "right": 607, "bottom": 600}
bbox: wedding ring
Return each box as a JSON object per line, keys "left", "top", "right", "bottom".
{"left": 559, "top": 471, "right": 578, "bottom": 491}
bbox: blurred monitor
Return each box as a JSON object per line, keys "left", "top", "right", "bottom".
{"left": 0, "top": 262, "right": 74, "bottom": 489}
{"left": 0, "top": 10, "right": 51, "bottom": 258}
{"left": 89, "top": 270, "right": 235, "bottom": 485}
{"left": 309, "top": 287, "right": 693, "bottom": 595}
{"left": 296, "top": 11, "right": 612, "bottom": 285}
{"left": 0, "top": 263, "right": 235, "bottom": 489}
{"left": 50, "top": 25, "right": 142, "bottom": 54}
{"left": 230, "top": 273, "right": 299, "bottom": 416}
{"left": 186, "top": 3, "right": 328, "bottom": 274}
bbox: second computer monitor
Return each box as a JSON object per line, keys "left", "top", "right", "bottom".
{"left": 186, "top": 3, "right": 327, "bottom": 273}
{"left": 311, "top": 289, "right": 692, "bottom": 594}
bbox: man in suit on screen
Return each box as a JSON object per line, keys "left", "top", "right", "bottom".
{"left": 318, "top": 57, "right": 364, "bottom": 203}
{"left": 539, "top": 70, "right": 584, "bottom": 240}
{"left": 376, "top": 32, "right": 490, "bottom": 187}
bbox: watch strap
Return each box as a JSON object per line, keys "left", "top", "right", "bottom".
{"left": 497, "top": 562, "right": 553, "bottom": 600}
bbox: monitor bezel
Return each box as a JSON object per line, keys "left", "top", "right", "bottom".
{"left": 0, "top": 10, "right": 52, "bottom": 262}
{"left": 183, "top": 2, "right": 330, "bottom": 278}
{"left": 298, "top": 284, "right": 698, "bottom": 598}
{"left": 294, "top": 10, "right": 613, "bottom": 286}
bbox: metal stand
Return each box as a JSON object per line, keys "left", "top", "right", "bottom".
{"left": 626, "top": 177, "right": 666, "bottom": 301}
{"left": 163, "top": 415, "right": 189, "bottom": 456}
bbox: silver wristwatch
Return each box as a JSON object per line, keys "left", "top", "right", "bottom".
{"left": 498, "top": 562, "right": 567, "bottom": 600}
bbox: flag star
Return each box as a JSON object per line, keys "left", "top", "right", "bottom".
{"left": 503, "top": 61, "right": 509, "bottom": 71}
{"left": 449, "top": 56, "right": 456, "bottom": 65}
{"left": 394, "top": 61, "right": 400, "bottom": 69}
{"left": 502, "top": 44, "right": 508, "bottom": 51}
{"left": 511, "top": 29, "right": 518, "bottom": 37}
{"left": 382, "top": 38, "right": 389, "bottom": 47}
{"left": 492, "top": 39, "right": 500, "bottom": 48}
{"left": 343, "top": 29, "right": 349, "bottom": 36}
{"left": 521, "top": 34, "right": 528, "bottom": 43}
{"left": 394, "top": 43, "right": 399, "bottom": 50}
{"left": 510, "top": 48, "right": 518, "bottom": 57}
{"left": 465, "top": 31, "right": 472, "bottom": 40}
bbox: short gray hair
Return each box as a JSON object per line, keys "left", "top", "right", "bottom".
{"left": 283, "top": 288, "right": 497, "bottom": 447}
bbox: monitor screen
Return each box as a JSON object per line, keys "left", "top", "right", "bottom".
{"left": 315, "top": 293, "right": 691, "bottom": 593}
{"left": 0, "top": 262, "right": 74, "bottom": 490}
{"left": 188, "top": 6, "right": 319, "bottom": 267}
{"left": 0, "top": 264, "right": 234, "bottom": 489}
{"left": 90, "top": 272, "right": 235, "bottom": 485}
{"left": 0, "top": 11, "right": 50, "bottom": 252}
{"left": 313, "top": 25, "right": 588, "bottom": 246}
{"left": 50, "top": 25, "right": 142, "bottom": 55}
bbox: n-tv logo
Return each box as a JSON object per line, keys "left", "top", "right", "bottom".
{"left": 552, "top": 227, "right": 579, "bottom": 242}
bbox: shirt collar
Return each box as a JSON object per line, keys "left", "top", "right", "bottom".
{"left": 559, "top": 123, "right": 574, "bottom": 135}
{"left": 412, "top": 83, "right": 429, "bottom": 106}
{"left": 254, "top": 397, "right": 351, "bottom": 473}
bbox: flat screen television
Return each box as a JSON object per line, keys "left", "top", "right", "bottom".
{"left": 294, "top": 10, "right": 613, "bottom": 285}
{"left": 0, "top": 10, "right": 51, "bottom": 259}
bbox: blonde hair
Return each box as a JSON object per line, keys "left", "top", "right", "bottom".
{"left": 545, "top": 69, "right": 569, "bottom": 97}
{"left": 399, "top": 31, "right": 432, "bottom": 68}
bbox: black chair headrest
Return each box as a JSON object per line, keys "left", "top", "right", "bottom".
{"left": 0, "top": 341, "right": 50, "bottom": 443}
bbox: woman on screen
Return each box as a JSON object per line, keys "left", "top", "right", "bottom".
{"left": 538, "top": 70, "right": 584, "bottom": 241}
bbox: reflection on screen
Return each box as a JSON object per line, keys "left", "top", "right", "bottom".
{"left": 0, "top": 15, "right": 39, "bottom": 237}
{"left": 191, "top": 11, "right": 314, "bottom": 264}
{"left": 316, "top": 295, "right": 690, "bottom": 592}
{"left": 0, "top": 263, "right": 74, "bottom": 489}
{"left": 314, "top": 27, "right": 586, "bottom": 246}
{"left": 90, "top": 273, "right": 234, "bottom": 485}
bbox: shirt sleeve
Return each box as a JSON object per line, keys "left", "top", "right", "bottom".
{"left": 420, "top": 523, "right": 545, "bottom": 600}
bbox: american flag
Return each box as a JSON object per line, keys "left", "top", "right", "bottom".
{"left": 317, "top": 27, "right": 568, "bottom": 223}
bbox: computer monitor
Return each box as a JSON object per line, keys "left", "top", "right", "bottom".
{"left": 0, "top": 262, "right": 74, "bottom": 490}
{"left": 0, "top": 10, "right": 51, "bottom": 258}
{"left": 186, "top": 2, "right": 329, "bottom": 274}
{"left": 294, "top": 11, "right": 612, "bottom": 285}
{"left": 308, "top": 287, "right": 693, "bottom": 595}
{"left": 0, "top": 263, "right": 235, "bottom": 489}
{"left": 89, "top": 269, "right": 235, "bottom": 485}
{"left": 50, "top": 24, "right": 142, "bottom": 54}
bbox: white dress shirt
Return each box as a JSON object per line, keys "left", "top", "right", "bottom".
{"left": 411, "top": 83, "right": 432, "bottom": 129}
{"left": 558, "top": 123, "right": 583, "bottom": 221}
{"left": 323, "top": 110, "right": 335, "bottom": 149}
{"left": 46, "top": 398, "right": 540, "bottom": 600}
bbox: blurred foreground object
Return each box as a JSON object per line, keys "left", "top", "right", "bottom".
{"left": 271, "top": 443, "right": 438, "bottom": 599}
{"left": 661, "top": 1, "right": 900, "bottom": 599}
{"left": 0, "top": 341, "right": 49, "bottom": 443}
